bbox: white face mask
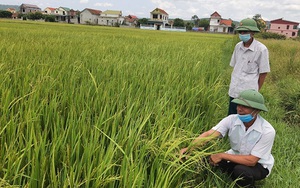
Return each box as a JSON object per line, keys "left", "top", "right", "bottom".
{"left": 239, "top": 34, "right": 251, "bottom": 43}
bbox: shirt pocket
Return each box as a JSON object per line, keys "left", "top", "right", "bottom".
{"left": 246, "top": 131, "right": 262, "bottom": 150}
{"left": 242, "top": 61, "right": 258, "bottom": 74}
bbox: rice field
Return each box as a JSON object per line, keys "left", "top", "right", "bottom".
{"left": 0, "top": 19, "right": 300, "bottom": 188}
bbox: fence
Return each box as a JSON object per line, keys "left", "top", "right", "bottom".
{"left": 140, "top": 24, "right": 186, "bottom": 32}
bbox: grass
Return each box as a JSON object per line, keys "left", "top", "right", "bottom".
{"left": 0, "top": 19, "right": 300, "bottom": 187}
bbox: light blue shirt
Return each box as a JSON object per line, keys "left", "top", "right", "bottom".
{"left": 212, "top": 114, "right": 276, "bottom": 175}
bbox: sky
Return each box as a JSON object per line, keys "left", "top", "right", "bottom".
{"left": 2, "top": 0, "right": 300, "bottom": 23}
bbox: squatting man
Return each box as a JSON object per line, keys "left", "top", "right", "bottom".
{"left": 180, "top": 89, "right": 275, "bottom": 187}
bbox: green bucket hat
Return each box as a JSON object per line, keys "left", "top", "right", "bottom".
{"left": 232, "top": 89, "right": 268, "bottom": 112}
{"left": 236, "top": 18, "right": 260, "bottom": 32}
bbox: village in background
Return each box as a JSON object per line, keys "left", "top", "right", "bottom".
{"left": 0, "top": 3, "right": 299, "bottom": 38}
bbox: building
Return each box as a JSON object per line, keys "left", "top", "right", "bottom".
{"left": 148, "top": 8, "right": 169, "bottom": 30}
{"left": 69, "top": 9, "right": 80, "bottom": 24}
{"left": 98, "top": 10, "right": 123, "bottom": 26}
{"left": 80, "top": 8, "right": 102, "bottom": 24}
{"left": 124, "top": 15, "right": 138, "bottom": 26}
{"left": 6, "top": 8, "right": 16, "bottom": 13}
{"left": 44, "top": 7, "right": 56, "bottom": 15}
{"left": 54, "top": 7, "right": 71, "bottom": 22}
{"left": 20, "top": 4, "right": 41, "bottom": 14}
{"left": 267, "top": 18, "right": 299, "bottom": 38}
{"left": 209, "top": 11, "right": 232, "bottom": 33}
{"left": 140, "top": 8, "right": 185, "bottom": 32}
{"left": 6, "top": 7, "right": 18, "bottom": 19}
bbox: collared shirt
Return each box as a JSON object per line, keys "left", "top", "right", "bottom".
{"left": 212, "top": 114, "right": 276, "bottom": 175}
{"left": 229, "top": 39, "right": 270, "bottom": 98}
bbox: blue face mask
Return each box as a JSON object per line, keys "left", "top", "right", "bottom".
{"left": 238, "top": 113, "right": 254, "bottom": 123}
{"left": 238, "top": 110, "right": 256, "bottom": 123}
{"left": 239, "top": 34, "right": 251, "bottom": 43}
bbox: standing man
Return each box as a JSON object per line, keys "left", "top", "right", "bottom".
{"left": 180, "top": 89, "right": 275, "bottom": 188}
{"left": 228, "top": 18, "right": 270, "bottom": 115}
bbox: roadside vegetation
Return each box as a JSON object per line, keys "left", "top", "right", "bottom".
{"left": 0, "top": 19, "right": 299, "bottom": 187}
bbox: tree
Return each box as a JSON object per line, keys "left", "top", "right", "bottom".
{"left": 44, "top": 15, "right": 56, "bottom": 22}
{"left": 185, "top": 22, "right": 193, "bottom": 31}
{"left": 173, "top": 18, "right": 185, "bottom": 27}
{"left": 191, "top": 15, "right": 199, "bottom": 27}
{"left": 230, "top": 21, "right": 236, "bottom": 33}
{"left": 198, "top": 19, "right": 210, "bottom": 31}
{"left": 253, "top": 14, "right": 266, "bottom": 32}
{"left": 0, "top": 10, "right": 12, "bottom": 18}
{"left": 137, "top": 18, "right": 148, "bottom": 26}
{"left": 27, "top": 12, "right": 44, "bottom": 20}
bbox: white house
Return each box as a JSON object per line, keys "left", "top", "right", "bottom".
{"left": 80, "top": 8, "right": 102, "bottom": 24}
{"left": 44, "top": 7, "right": 56, "bottom": 15}
{"left": 140, "top": 8, "right": 185, "bottom": 32}
{"left": 98, "top": 10, "right": 123, "bottom": 26}
{"left": 209, "top": 11, "right": 232, "bottom": 33}
{"left": 148, "top": 8, "right": 169, "bottom": 29}
{"left": 54, "top": 7, "right": 71, "bottom": 22}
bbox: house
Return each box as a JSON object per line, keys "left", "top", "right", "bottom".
{"left": 80, "top": 8, "right": 102, "bottom": 24}
{"left": 6, "top": 7, "right": 18, "bottom": 19}
{"left": 44, "top": 7, "right": 56, "bottom": 15}
{"left": 148, "top": 8, "right": 169, "bottom": 30}
{"left": 267, "top": 18, "right": 299, "bottom": 38}
{"left": 6, "top": 8, "right": 16, "bottom": 13}
{"left": 209, "top": 11, "right": 232, "bottom": 33}
{"left": 43, "top": 7, "right": 79, "bottom": 23}
{"left": 54, "top": 7, "right": 71, "bottom": 22}
{"left": 140, "top": 8, "right": 185, "bottom": 32}
{"left": 20, "top": 4, "right": 41, "bottom": 14}
{"left": 98, "top": 10, "right": 123, "bottom": 26}
{"left": 124, "top": 15, "right": 138, "bottom": 26}
{"left": 69, "top": 9, "right": 80, "bottom": 24}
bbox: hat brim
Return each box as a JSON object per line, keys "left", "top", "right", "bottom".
{"left": 232, "top": 98, "right": 268, "bottom": 112}
{"left": 236, "top": 26, "right": 260, "bottom": 32}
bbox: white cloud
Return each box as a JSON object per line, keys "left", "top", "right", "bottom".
{"left": 94, "top": 3, "right": 113, "bottom": 7}
{"left": 79, "top": 0, "right": 89, "bottom": 3}
{"left": 187, "top": 7, "right": 200, "bottom": 14}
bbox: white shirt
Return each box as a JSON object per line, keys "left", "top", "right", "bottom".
{"left": 229, "top": 39, "right": 270, "bottom": 98}
{"left": 212, "top": 114, "right": 276, "bottom": 175}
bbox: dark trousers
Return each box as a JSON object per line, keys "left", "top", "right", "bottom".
{"left": 218, "top": 160, "right": 269, "bottom": 187}
{"left": 228, "top": 97, "right": 237, "bottom": 115}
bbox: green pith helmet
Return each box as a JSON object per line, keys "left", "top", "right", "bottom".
{"left": 232, "top": 89, "right": 268, "bottom": 112}
{"left": 236, "top": 18, "right": 260, "bottom": 32}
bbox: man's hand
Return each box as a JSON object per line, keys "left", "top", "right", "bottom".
{"left": 180, "top": 148, "right": 188, "bottom": 156}
{"left": 179, "top": 148, "right": 189, "bottom": 162}
{"left": 179, "top": 147, "right": 190, "bottom": 162}
{"left": 209, "top": 153, "right": 223, "bottom": 166}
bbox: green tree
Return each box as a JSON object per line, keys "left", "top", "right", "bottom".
{"left": 173, "top": 18, "right": 185, "bottom": 27}
{"left": 253, "top": 14, "right": 266, "bottom": 32}
{"left": 44, "top": 15, "right": 56, "bottom": 22}
{"left": 191, "top": 15, "right": 199, "bottom": 27}
{"left": 0, "top": 10, "right": 12, "bottom": 18}
{"left": 27, "top": 12, "right": 44, "bottom": 20}
{"left": 137, "top": 18, "right": 148, "bottom": 26}
{"left": 185, "top": 22, "right": 194, "bottom": 31}
{"left": 198, "top": 19, "right": 210, "bottom": 31}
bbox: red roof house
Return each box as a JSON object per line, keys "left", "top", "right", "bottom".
{"left": 209, "top": 11, "right": 232, "bottom": 33}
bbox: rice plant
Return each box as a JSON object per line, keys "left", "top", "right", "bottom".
{"left": 0, "top": 19, "right": 299, "bottom": 188}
